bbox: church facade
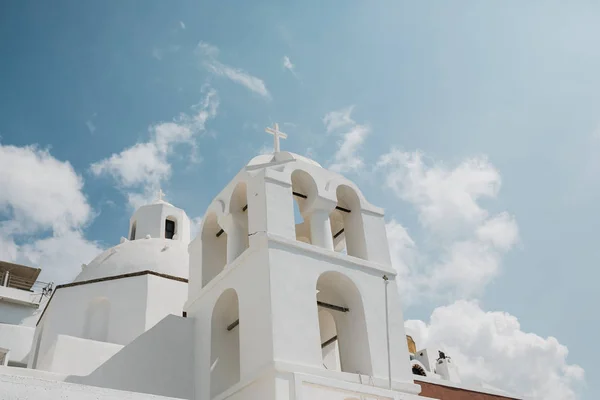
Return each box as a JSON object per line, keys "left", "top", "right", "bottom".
{"left": 0, "top": 137, "right": 521, "bottom": 400}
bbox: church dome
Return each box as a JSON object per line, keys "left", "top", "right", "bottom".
{"left": 74, "top": 238, "right": 189, "bottom": 283}
{"left": 247, "top": 151, "right": 322, "bottom": 168}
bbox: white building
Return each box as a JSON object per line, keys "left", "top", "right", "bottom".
{"left": 0, "top": 128, "right": 520, "bottom": 400}
{"left": 0, "top": 261, "right": 50, "bottom": 368}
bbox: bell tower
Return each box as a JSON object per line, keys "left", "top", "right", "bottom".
{"left": 185, "top": 141, "right": 426, "bottom": 399}
{"left": 129, "top": 189, "right": 190, "bottom": 243}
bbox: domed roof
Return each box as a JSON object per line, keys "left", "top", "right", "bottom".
{"left": 247, "top": 151, "right": 322, "bottom": 168}
{"left": 74, "top": 238, "right": 189, "bottom": 283}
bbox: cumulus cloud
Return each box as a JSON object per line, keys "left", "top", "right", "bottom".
{"left": 379, "top": 150, "right": 502, "bottom": 236}
{"left": 378, "top": 150, "right": 518, "bottom": 302}
{"left": 17, "top": 231, "right": 104, "bottom": 283}
{"left": 91, "top": 88, "right": 218, "bottom": 207}
{"left": 377, "top": 148, "right": 582, "bottom": 397}
{"left": 197, "top": 41, "right": 270, "bottom": 98}
{"left": 406, "top": 300, "right": 584, "bottom": 400}
{"left": 0, "top": 145, "right": 92, "bottom": 234}
{"left": 323, "top": 106, "right": 369, "bottom": 173}
{"left": 0, "top": 144, "right": 102, "bottom": 283}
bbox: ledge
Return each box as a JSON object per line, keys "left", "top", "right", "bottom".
{"left": 211, "top": 360, "right": 426, "bottom": 400}
{"left": 266, "top": 232, "right": 396, "bottom": 277}
{"left": 0, "top": 285, "right": 40, "bottom": 307}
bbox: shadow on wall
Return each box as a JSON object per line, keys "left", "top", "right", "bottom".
{"left": 210, "top": 288, "right": 240, "bottom": 399}
{"left": 66, "top": 315, "right": 195, "bottom": 400}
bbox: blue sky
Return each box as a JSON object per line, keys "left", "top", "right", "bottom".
{"left": 0, "top": 2, "right": 597, "bottom": 399}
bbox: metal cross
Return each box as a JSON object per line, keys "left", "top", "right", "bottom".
{"left": 265, "top": 123, "right": 288, "bottom": 153}
{"left": 156, "top": 188, "right": 165, "bottom": 202}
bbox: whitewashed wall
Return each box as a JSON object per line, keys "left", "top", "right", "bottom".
{"left": 0, "top": 323, "right": 34, "bottom": 365}
{"left": 33, "top": 274, "right": 187, "bottom": 375}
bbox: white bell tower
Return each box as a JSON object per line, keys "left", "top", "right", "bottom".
{"left": 185, "top": 134, "right": 426, "bottom": 399}
{"left": 129, "top": 189, "right": 190, "bottom": 243}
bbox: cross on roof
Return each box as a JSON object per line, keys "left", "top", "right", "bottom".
{"left": 265, "top": 123, "right": 287, "bottom": 153}
{"left": 156, "top": 188, "right": 166, "bottom": 202}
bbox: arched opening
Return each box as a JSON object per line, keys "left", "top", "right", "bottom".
{"left": 210, "top": 289, "right": 240, "bottom": 398}
{"left": 83, "top": 297, "right": 110, "bottom": 342}
{"left": 130, "top": 221, "right": 136, "bottom": 241}
{"left": 202, "top": 213, "right": 227, "bottom": 287}
{"left": 316, "top": 271, "right": 371, "bottom": 375}
{"left": 228, "top": 183, "right": 249, "bottom": 262}
{"left": 319, "top": 309, "right": 341, "bottom": 371}
{"left": 165, "top": 217, "right": 177, "bottom": 239}
{"left": 412, "top": 363, "right": 427, "bottom": 376}
{"left": 333, "top": 185, "right": 367, "bottom": 260}
{"left": 291, "top": 170, "right": 318, "bottom": 244}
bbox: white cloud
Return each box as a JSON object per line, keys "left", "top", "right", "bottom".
{"left": 380, "top": 151, "right": 518, "bottom": 302}
{"left": 0, "top": 145, "right": 92, "bottom": 233}
{"left": 282, "top": 56, "right": 297, "bottom": 78}
{"left": 476, "top": 212, "right": 520, "bottom": 251}
{"left": 179, "top": 21, "right": 186, "bottom": 29}
{"left": 91, "top": 88, "right": 218, "bottom": 208}
{"left": 0, "top": 144, "right": 102, "bottom": 284}
{"left": 406, "top": 300, "right": 584, "bottom": 400}
{"left": 91, "top": 142, "right": 170, "bottom": 189}
{"left": 323, "top": 106, "right": 370, "bottom": 173}
{"left": 379, "top": 149, "right": 579, "bottom": 398}
{"left": 197, "top": 41, "right": 270, "bottom": 98}
{"left": 16, "top": 231, "right": 103, "bottom": 283}
{"left": 379, "top": 150, "right": 501, "bottom": 237}
{"left": 385, "top": 220, "right": 418, "bottom": 298}
{"left": 323, "top": 106, "right": 355, "bottom": 134}
{"left": 283, "top": 56, "right": 294, "bottom": 71}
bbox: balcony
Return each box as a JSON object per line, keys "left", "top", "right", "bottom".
{"left": 0, "top": 261, "right": 47, "bottom": 307}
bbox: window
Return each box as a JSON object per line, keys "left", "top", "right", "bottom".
{"left": 130, "top": 222, "right": 136, "bottom": 240}
{"left": 165, "top": 219, "right": 176, "bottom": 239}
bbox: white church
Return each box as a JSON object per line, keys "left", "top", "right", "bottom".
{"left": 0, "top": 125, "right": 520, "bottom": 400}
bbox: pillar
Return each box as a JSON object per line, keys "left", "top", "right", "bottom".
{"left": 309, "top": 210, "right": 334, "bottom": 250}
{"left": 221, "top": 212, "right": 248, "bottom": 264}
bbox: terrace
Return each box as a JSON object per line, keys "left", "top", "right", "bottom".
{"left": 0, "top": 261, "right": 48, "bottom": 307}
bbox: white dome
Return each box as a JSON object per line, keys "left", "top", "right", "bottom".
{"left": 75, "top": 238, "right": 189, "bottom": 282}
{"left": 247, "top": 151, "right": 322, "bottom": 168}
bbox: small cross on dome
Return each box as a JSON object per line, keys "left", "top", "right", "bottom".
{"left": 156, "top": 188, "right": 166, "bottom": 202}
{"left": 265, "top": 123, "right": 287, "bottom": 153}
